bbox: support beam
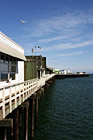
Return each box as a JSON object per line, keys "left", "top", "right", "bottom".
{"left": 35, "top": 96, "right": 38, "bottom": 129}
{"left": 14, "top": 109, "right": 19, "bottom": 140}
{"left": 25, "top": 105, "right": 28, "bottom": 140}
{"left": 0, "top": 119, "right": 13, "bottom": 140}
{"left": 4, "top": 128, "right": 7, "bottom": 140}
{"left": 0, "top": 119, "right": 13, "bottom": 127}
{"left": 30, "top": 98, "right": 35, "bottom": 138}
{"left": 20, "top": 102, "right": 29, "bottom": 140}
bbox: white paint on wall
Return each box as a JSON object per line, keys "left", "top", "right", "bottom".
{"left": 16, "top": 61, "right": 24, "bottom": 82}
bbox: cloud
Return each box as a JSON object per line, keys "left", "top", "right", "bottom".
{"left": 56, "top": 51, "right": 83, "bottom": 57}
{"left": 29, "top": 11, "right": 93, "bottom": 37}
{"left": 38, "top": 32, "right": 80, "bottom": 43}
{"left": 54, "top": 41, "right": 93, "bottom": 50}
{"left": 41, "top": 41, "right": 93, "bottom": 52}
{"left": 20, "top": 10, "right": 93, "bottom": 39}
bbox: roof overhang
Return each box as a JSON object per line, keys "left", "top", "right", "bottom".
{"left": 37, "top": 67, "right": 45, "bottom": 71}
{"left": 0, "top": 42, "right": 26, "bottom": 61}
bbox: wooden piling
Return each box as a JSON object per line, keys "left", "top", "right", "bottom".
{"left": 11, "top": 119, "right": 13, "bottom": 140}
{"left": 31, "top": 98, "right": 35, "bottom": 138}
{"left": 20, "top": 102, "right": 29, "bottom": 140}
{"left": 35, "top": 96, "right": 38, "bottom": 129}
{"left": 0, "top": 119, "right": 13, "bottom": 140}
{"left": 25, "top": 105, "right": 28, "bottom": 140}
{"left": 4, "top": 128, "right": 7, "bottom": 140}
{"left": 14, "top": 109, "right": 19, "bottom": 140}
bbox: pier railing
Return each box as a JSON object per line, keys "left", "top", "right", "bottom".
{"left": 0, "top": 74, "right": 55, "bottom": 119}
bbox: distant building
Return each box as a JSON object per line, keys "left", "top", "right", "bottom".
{"left": 24, "top": 55, "right": 46, "bottom": 80}
{"left": 60, "top": 69, "right": 72, "bottom": 74}
{"left": 0, "top": 31, "right": 26, "bottom": 86}
{"left": 54, "top": 69, "right": 60, "bottom": 74}
{"left": 54, "top": 68, "right": 72, "bottom": 74}
{"left": 46, "top": 67, "right": 54, "bottom": 74}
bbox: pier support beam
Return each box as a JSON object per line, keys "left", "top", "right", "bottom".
{"left": 0, "top": 119, "right": 13, "bottom": 140}
{"left": 25, "top": 102, "right": 29, "bottom": 140}
{"left": 30, "top": 98, "right": 35, "bottom": 138}
{"left": 14, "top": 109, "right": 19, "bottom": 140}
{"left": 20, "top": 102, "right": 29, "bottom": 140}
{"left": 35, "top": 96, "right": 38, "bottom": 129}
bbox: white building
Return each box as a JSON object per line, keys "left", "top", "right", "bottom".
{"left": 60, "top": 69, "right": 72, "bottom": 74}
{"left": 0, "top": 31, "right": 26, "bottom": 87}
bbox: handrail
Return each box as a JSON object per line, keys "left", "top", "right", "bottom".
{"left": 0, "top": 78, "right": 38, "bottom": 90}
{"left": 0, "top": 74, "right": 55, "bottom": 119}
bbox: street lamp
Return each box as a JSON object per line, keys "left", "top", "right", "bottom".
{"left": 38, "top": 46, "right": 41, "bottom": 55}
{"left": 32, "top": 48, "right": 34, "bottom": 56}
{"left": 34, "top": 46, "right": 37, "bottom": 55}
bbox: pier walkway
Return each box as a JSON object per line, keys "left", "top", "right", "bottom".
{"left": 0, "top": 74, "right": 55, "bottom": 120}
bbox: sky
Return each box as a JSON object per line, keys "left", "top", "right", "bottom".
{"left": 0, "top": 0, "right": 93, "bottom": 73}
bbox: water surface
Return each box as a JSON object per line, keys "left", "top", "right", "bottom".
{"left": 33, "top": 75, "right": 93, "bottom": 140}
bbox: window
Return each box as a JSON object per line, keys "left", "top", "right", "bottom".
{"left": 1, "top": 73, "right": 8, "bottom": 81}
{"left": 1, "top": 54, "right": 4, "bottom": 63}
{"left": 5, "top": 56, "right": 9, "bottom": 64}
{"left": 0, "top": 64, "right": 8, "bottom": 72}
{"left": 0, "top": 53, "right": 17, "bottom": 81}
{"left": 10, "top": 74, "right": 15, "bottom": 80}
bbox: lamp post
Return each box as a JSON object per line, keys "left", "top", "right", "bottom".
{"left": 34, "top": 46, "right": 37, "bottom": 55}
{"left": 32, "top": 48, "right": 34, "bottom": 56}
{"left": 38, "top": 46, "right": 41, "bottom": 56}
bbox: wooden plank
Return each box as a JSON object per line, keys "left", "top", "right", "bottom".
{"left": 0, "top": 119, "right": 13, "bottom": 127}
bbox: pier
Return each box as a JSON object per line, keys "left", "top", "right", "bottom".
{"left": 56, "top": 73, "right": 89, "bottom": 79}
{"left": 0, "top": 74, "right": 55, "bottom": 139}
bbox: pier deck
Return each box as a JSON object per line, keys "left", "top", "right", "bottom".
{"left": 0, "top": 74, "right": 55, "bottom": 120}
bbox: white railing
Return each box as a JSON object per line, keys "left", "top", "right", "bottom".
{"left": 0, "top": 78, "right": 38, "bottom": 119}
{"left": 0, "top": 74, "right": 55, "bottom": 119}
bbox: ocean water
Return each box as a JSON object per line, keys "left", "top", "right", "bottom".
{"left": 33, "top": 75, "right": 93, "bottom": 140}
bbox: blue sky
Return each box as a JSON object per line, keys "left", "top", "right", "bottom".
{"left": 0, "top": 0, "right": 93, "bottom": 73}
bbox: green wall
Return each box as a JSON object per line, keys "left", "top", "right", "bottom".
{"left": 24, "top": 61, "right": 37, "bottom": 81}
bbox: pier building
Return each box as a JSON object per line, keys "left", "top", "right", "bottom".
{"left": 0, "top": 32, "right": 55, "bottom": 139}
{"left": 46, "top": 67, "right": 54, "bottom": 74}
{"left": 0, "top": 31, "right": 26, "bottom": 85}
{"left": 24, "top": 56, "right": 46, "bottom": 80}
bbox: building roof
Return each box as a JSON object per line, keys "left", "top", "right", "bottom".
{"left": 0, "top": 41, "right": 26, "bottom": 61}
{"left": 0, "top": 32, "right": 26, "bottom": 61}
{"left": 46, "top": 67, "right": 54, "bottom": 71}
{"left": 0, "top": 31, "right": 24, "bottom": 50}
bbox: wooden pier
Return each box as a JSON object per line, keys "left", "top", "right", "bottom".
{"left": 55, "top": 73, "right": 89, "bottom": 79}
{"left": 0, "top": 74, "right": 55, "bottom": 139}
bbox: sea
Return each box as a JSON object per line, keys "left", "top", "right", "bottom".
{"left": 33, "top": 74, "right": 93, "bottom": 140}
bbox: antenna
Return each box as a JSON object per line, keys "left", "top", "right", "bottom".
{"left": 32, "top": 48, "right": 34, "bottom": 56}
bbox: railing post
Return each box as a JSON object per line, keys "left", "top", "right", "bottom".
{"left": 9, "top": 86, "right": 12, "bottom": 113}
{"left": 3, "top": 87, "right": 5, "bottom": 118}
{"left": 15, "top": 84, "right": 17, "bottom": 108}
{"left": 23, "top": 82, "right": 24, "bottom": 102}
{"left": 19, "top": 83, "right": 21, "bottom": 105}
{"left": 26, "top": 82, "right": 27, "bottom": 100}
